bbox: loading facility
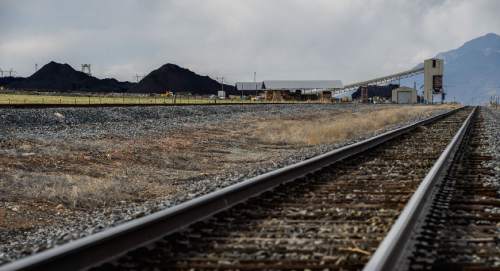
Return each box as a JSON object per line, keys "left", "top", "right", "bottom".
{"left": 235, "top": 80, "right": 343, "bottom": 101}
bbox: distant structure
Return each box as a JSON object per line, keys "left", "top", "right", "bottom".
{"left": 235, "top": 82, "right": 263, "bottom": 96}
{"left": 263, "top": 80, "right": 343, "bottom": 93}
{"left": 392, "top": 86, "right": 418, "bottom": 104}
{"left": 423, "top": 58, "right": 444, "bottom": 103}
{"left": 135, "top": 74, "right": 145, "bottom": 82}
{"left": 360, "top": 85, "right": 369, "bottom": 103}
{"left": 0, "top": 68, "right": 16, "bottom": 77}
{"left": 235, "top": 80, "right": 343, "bottom": 101}
{"left": 81, "top": 64, "right": 92, "bottom": 76}
{"left": 236, "top": 80, "right": 343, "bottom": 94}
{"left": 216, "top": 76, "right": 225, "bottom": 92}
{"left": 352, "top": 84, "right": 399, "bottom": 103}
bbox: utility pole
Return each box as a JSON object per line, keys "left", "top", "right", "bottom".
{"left": 254, "top": 72, "right": 257, "bottom": 96}
{"left": 135, "top": 74, "right": 144, "bottom": 82}
{"left": 35, "top": 64, "right": 38, "bottom": 72}
{"left": 81, "top": 64, "right": 92, "bottom": 76}
{"left": 216, "top": 77, "right": 224, "bottom": 93}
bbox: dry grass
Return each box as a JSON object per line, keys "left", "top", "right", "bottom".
{"left": 2, "top": 173, "right": 140, "bottom": 208}
{"left": 0, "top": 93, "right": 308, "bottom": 105}
{"left": 0, "top": 104, "right": 455, "bottom": 210}
{"left": 253, "top": 105, "right": 455, "bottom": 145}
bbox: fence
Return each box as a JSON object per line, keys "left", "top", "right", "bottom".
{"left": 0, "top": 93, "right": 330, "bottom": 106}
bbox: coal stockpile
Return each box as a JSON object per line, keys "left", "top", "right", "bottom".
{"left": 7, "top": 62, "right": 134, "bottom": 92}
{"left": 0, "top": 76, "right": 25, "bottom": 86}
{"left": 129, "top": 63, "right": 235, "bottom": 95}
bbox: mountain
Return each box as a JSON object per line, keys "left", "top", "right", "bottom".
{"left": 437, "top": 33, "right": 500, "bottom": 104}
{"left": 129, "top": 63, "right": 235, "bottom": 95}
{"left": 7, "top": 61, "right": 134, "bottom": 92}
{"left": 409, "top": 33, "right": 500, "bottom": 104}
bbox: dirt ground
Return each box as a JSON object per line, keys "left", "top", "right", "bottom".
{"left": 0, "top": 104, "right": 454, "bottom": 232}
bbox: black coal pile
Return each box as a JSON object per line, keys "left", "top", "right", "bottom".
{"left": 352, "top": 84, "right": 399, "bottom": 99}
{"left": 129, "top": 63, "right": 235, "bottom": 95}
{"left": 7, "top": 62, "right": 134, "bottom": 92}
{"left": 0, "top": 77, "right": 25, "bottom": 86}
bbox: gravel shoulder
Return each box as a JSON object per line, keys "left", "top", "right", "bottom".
{"left": 483, "top": 107, "right": 500, "bottom": 187}
{"left": 0, "top": 103, "right": 455, "bottom": 265}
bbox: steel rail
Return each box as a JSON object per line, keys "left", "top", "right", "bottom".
{"left": 0, "top": 107, "right": 464, "bottom": 271}
{"left": 363, "top": 106, "right": 476, "bottom": 271}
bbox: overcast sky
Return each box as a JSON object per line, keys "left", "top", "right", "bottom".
{"left": 1, "top": 0, "right": 499, "bottom": 84}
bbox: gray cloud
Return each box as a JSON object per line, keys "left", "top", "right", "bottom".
{"left": 1, "top": 0, "right": 499, "bottom": 84}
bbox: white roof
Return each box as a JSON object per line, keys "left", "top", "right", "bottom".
{"left": 235, "top": 82, "right": 263, "bottom": 91}
{"left": 263, "top": 80, "right": 343, "bottom": 90}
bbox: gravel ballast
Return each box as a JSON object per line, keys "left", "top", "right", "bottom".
{"left": 0, "top": 104, "right": 456, "bottom": 265}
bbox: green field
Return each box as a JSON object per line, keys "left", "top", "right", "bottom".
{"left": 0, "top": 93, "right": 309, "bottom": 105}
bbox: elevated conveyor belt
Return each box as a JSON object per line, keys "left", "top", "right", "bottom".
{"left": 334, "top": 66, "right": 424, "bottom": 96}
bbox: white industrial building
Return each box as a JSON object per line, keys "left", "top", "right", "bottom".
{"left": 235, "top": 82, "right": 264, "bottom": 95}
{"left": 392, "top": 87, "right": 417, "bottom": 104}
{"left": 235, "top": 82, "right": 263, "bottom": 91}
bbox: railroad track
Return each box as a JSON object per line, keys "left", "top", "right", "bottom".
{"left": 364, "top": 107, "right": 500, "bottom": 271}
{"left": 2, "top": 106, "right": 494, "bottom": 271}
{"left": 366, "top": 107, "right": 499, "bottom": 271}
{"left": 425, "top": 108, "right": 499, "bottom": 270}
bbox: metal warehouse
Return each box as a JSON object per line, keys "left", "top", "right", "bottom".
{"left": 235, "top": 82, "right": 264, "bottom": 91}
{"left": 235, "top": 80, "right": 343, "bottom": 93}
{"left": 262, "top": 80, "right": 343, "bottom": 93}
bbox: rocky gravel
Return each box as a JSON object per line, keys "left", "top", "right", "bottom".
{"left": 483, "top": 107, "right": 500, "bottom": 191}
{"left": 0, "top": 104, "right": 453, "bottom": 266}
{"left": 407, "top": 107, "right": 500, "bottom": 269}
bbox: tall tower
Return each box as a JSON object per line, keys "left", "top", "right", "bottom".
{"left": 81, "top": 64, "right": 92, "bottom": 76}
{"left": 424, "top": 58, "right": 444, "bottom": 104}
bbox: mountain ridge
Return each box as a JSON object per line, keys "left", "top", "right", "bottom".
{"left": 410, "top": 32, "right": 500, "bottom": 103}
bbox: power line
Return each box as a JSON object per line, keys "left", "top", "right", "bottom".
{"left": 216, "top": 76, "right": 224, "bottom": 93}
{"left": 135, "top": 74, "right": 145, "bottom": 82}
{"left": 2, "top": 68, "right": 15, "bottom": 77}
{"left": 81, "top": 64, "right": 92, "bottom": 76}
